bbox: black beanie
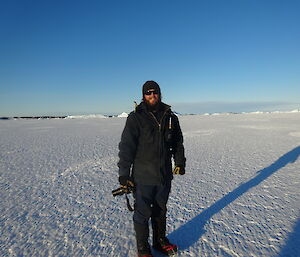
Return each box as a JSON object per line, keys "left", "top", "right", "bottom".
{"left": 142, "top": 80, "right": 161, "bottom": 96}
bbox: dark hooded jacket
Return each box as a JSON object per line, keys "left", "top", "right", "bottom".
{"left": 118, "top": 101, "right": 186, "bottom": 185}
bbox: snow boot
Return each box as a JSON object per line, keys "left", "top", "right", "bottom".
{"left": 153, "top": 237, "right": 178, "bottom": 256}
{"left": 134, "top": 223, "right": 153, "bottom": 257}
{"left": 152, "top": 214, "right": 177, "bottom": 255}
{"left": 137, "top": 244, "right": 153, "bottom": 257}
{"left": 138, "top": 252, "right": 153, "bottom": 257}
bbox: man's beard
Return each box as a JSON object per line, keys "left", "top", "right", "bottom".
{"left": 144, "top": 96, "right": 161, "bottom": 111}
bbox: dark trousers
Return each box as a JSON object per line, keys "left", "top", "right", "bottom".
{"left": 133, "top": 181, "right": 171, "bottom": 248}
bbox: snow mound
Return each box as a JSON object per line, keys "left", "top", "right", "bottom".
{"left": 117, "top": 112, "right": 128, "bottom": 118}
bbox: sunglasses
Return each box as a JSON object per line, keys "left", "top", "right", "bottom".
{"left": 144, "top": 89, "right": 159, "bottom": 95}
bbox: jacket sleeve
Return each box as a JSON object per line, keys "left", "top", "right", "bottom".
{"left": 172, "top": 115, "right": 186, "bottom": 167}
{"left": 117, "top": 112, "right": 139, "bottom": 177}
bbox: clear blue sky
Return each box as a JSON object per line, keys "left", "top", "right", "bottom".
{"left": 0, "top": 0, "right": 299, "bottom": 116}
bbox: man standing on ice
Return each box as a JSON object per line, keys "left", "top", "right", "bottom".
{"left": 117, "top": 80, "right": 186, "bottom": 256}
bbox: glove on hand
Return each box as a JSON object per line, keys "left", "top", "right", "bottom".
{"left": 119, "top": 176, "right": 135, "bottom": 188}
{"left": 173, "top": 165, "right": 185, "bottom": 175}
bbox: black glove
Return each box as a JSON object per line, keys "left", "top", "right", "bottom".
{"left": 173, "top": 165, "right": 185, "bottom": 175}
{"left": 119, "top": 176, "right": 135, "bottom": 188}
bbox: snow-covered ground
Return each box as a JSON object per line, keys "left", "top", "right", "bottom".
{"left": 0, "top": 113, "right": 299, "bottom": 257}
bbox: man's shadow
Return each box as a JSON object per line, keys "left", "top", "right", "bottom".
{"left": 278, "top": 215, "right": 300, "bottom": 256}
{"left": 168, "top": 146, "right": 300, "bottom": 250}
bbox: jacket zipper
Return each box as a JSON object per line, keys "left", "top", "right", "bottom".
{"left": 149, "top": 108, "right": 170, "bottom": 184}
{"left": 149, "top": 107, "right": 170, "bottom": 131}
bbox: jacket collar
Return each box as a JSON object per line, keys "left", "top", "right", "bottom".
{"left": 136, "top": 101, "right": 171, "bottom": 113}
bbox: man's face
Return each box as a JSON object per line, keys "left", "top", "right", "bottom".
{"left": 144, "top": 89, "right": 160, "bottom": 106}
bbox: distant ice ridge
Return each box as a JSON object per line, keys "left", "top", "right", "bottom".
{"left": 243, "top": 109, "right": 300, "bottom": 115}
{"left": 201, "top": 109, "right": 300, "bottom": 116}
{"left": 66, "top": 114, "right": 107, "bottom": 119}
{"left": 60, "top": 109, "right": 300, "bottom": 120}
{"left": 65, "top": 112, "right": 129, "bottom": 119}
